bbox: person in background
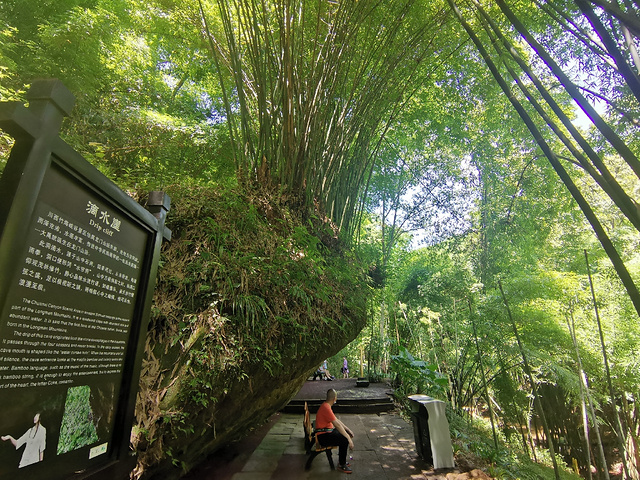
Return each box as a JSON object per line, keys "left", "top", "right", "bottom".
{"left": 2, "top": 412, "right": 46, "bottom": 468}
{"left": 341, "top": 356, "right": 349, "bottom": 378}
{"left": 315, "top": 388, "right": 354, "bottom": 474}
{"left": 322, "top": 359, "right": 335, "bottom": 380}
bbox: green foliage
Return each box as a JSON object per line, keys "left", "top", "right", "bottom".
{"left": 133, "top": 182, "right": 369, "bottom": 473}
{"left": 2, "top": 0, "right": 640, "bottom": 476}
{"left": 389, "top": 346, "right": 448, "bottom": 400}
{"left": 446, "top": 410, "right": 582, "bottom": 480}
{"left": 205, "top": 0, "right": 471, "bottom": 236}
{"left": 0, "top": 0, "right": 236, "bottom": 194}
{"left": 57, "top": 386, "right": 99, "bottom": 455}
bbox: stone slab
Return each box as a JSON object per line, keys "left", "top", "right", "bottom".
{"left": 185, "top": 411, "right": 467, "bottom": 479}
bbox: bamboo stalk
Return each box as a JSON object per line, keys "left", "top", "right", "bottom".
{"left": 204, "top": 0, "right": 456, "bottom": 234}
{"left": 575, "top": 0, "right": 640, "bottom": 105}
{"left": 584, "top": 249, "right": 631, "bottom": 479}
{"left": 469, "top": 298, "right": 498, "bottom": 449}
{"left": 589, "top": 0, "right": 640, "bottom": 38}
{"left": 496, "top": 279, "right": 561, "bottom": 479}
{"left": 566, "top": 307, "right": 605, "bottom": 479}
{"left": 493, "top": 0, "right": 640, "bottom": 180}
{"left": 473, "top": 0, "right": 640, "bottom": 234}
{"left": 449, "top": 0, "right": 640, "bottom": 319}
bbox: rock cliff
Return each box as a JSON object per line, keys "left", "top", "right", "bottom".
{"left": 131, "top": 185, "right": 368, "bottom": 479}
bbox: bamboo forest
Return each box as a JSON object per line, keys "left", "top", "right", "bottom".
{"left": 1, "top": 0, "right": 640, "bottom": 479}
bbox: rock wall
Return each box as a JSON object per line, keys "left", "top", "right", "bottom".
{"left": 131, "top": 185, "right": 368, "bottom": 479}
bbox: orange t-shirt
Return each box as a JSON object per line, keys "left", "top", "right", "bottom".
{"left": 315, "top": 402, "right": 336, "bottom": 434}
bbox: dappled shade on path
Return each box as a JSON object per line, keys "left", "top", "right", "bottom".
{"left": 181, "top": 411, "right": 494, "bottom": 479}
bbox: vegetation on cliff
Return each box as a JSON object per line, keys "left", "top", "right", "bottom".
{"left": 2, "top": 0, "right": 640, "bottom": 479}
{"left": 131, "top": 184, "right": 369, "bottom": 477}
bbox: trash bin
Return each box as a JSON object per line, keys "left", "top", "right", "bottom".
{"left": 410, "top": 407, "right": 433, "bottom": 463}
{"left": 408, "top": 395, "right": 455, "bottom": 469}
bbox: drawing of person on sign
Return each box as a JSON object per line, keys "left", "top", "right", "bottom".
{"left": 1, "top": 412, "right": 46, "bottom": 468}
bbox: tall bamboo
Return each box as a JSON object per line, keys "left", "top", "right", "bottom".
{"left": 496, "top": 280, "right": 560, "bottom": 479}
{"left": 472, "top": 0, "right": 640, "bottom": 234}
{"left": 576, "top": 0, "right": 640, "bottom": 104}
{"left": 468, "top": 298, "right": 498, "bottom": 449}
{"left": 199, "top": 0, "right": 455, "bottom": 237}
{"left": 566, "top": 308, "right": 607, "bottom": 479}
{"left": 588, "top": 0, "right": 640, "bottom": 38}
{"left": 585, "top": 249, "right": 631, "bottom": 478}
{"left": 448, "top": 0, "right": 640, "bottom": 318}
{"left": 493, "top": 0, "right": 640, "bottom": 180}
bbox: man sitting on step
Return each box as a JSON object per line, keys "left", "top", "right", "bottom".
{"left": 315, "top": 388, "right": 354, "bottom": 474}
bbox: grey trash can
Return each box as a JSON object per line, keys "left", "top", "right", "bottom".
{"left": 408, "top": 395, "right": 455, "bottom": 469}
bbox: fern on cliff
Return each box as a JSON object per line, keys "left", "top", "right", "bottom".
{"left": 132, "top": 183, "right": 370, "bottom": 479}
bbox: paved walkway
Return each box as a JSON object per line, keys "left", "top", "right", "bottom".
{"left": 291, "top": 378, "right": 393, "bottom": 402}
{"left": 221, "top": 411, "right": 461, "bottom": 479}
{"left": 181, "top": 381, "right": 489, "bottom": 479}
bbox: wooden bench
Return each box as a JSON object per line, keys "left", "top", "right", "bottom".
{"left": 303, "top": 401, "right": 337, "bottom": 470}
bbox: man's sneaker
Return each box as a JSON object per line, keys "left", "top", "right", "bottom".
{"left": 338, "top": 464, "right": 352, "bottom": 474}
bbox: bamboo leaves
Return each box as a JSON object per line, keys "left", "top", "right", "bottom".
{"left": 448, "top": 0, "right": 640, "bottom": 317}
{"left": 200, "top": 0, "right": 458, "bottom": 235}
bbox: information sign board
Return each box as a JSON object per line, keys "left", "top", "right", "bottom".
{"left": 0, "top": 80, "right": 169, "bottom": 479}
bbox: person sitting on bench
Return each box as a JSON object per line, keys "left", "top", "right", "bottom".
{"left": 322, "top": 359, "right": 335, "bottom": 380}
{"left": 315, "top": 388, "right": 354, "bottom": 474}
{"left": 313, "top": 361, "right": 334, "bottom": 381}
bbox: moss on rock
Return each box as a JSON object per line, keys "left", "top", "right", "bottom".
{"left": 132, "top": 184, "right": 369, "bottom": 479}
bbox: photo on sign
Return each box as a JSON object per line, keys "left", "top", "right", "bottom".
{"left": 57, "top": 383, "right": 115, "bottom": 455}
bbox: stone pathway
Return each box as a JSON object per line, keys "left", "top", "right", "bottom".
{"left": 228, "top": 412, "right": 466, "bottom": 480}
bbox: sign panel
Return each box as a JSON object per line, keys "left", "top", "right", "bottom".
{"left": 0, "top": 79, "right": 167, "bottom": 480}
{"left": 0, "top": 160, "right": 155, "bottom": 478}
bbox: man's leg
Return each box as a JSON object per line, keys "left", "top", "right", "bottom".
{"left": 318, "top": 431, "right": 349, "bottom": 466}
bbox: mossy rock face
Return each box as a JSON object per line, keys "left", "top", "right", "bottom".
{"left": 132, "top": 185, "right": 368, "bottom": 479}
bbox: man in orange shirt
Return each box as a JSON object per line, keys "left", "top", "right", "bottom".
{"left": 315, "top": 388, "right": 354, "bottom": 474}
